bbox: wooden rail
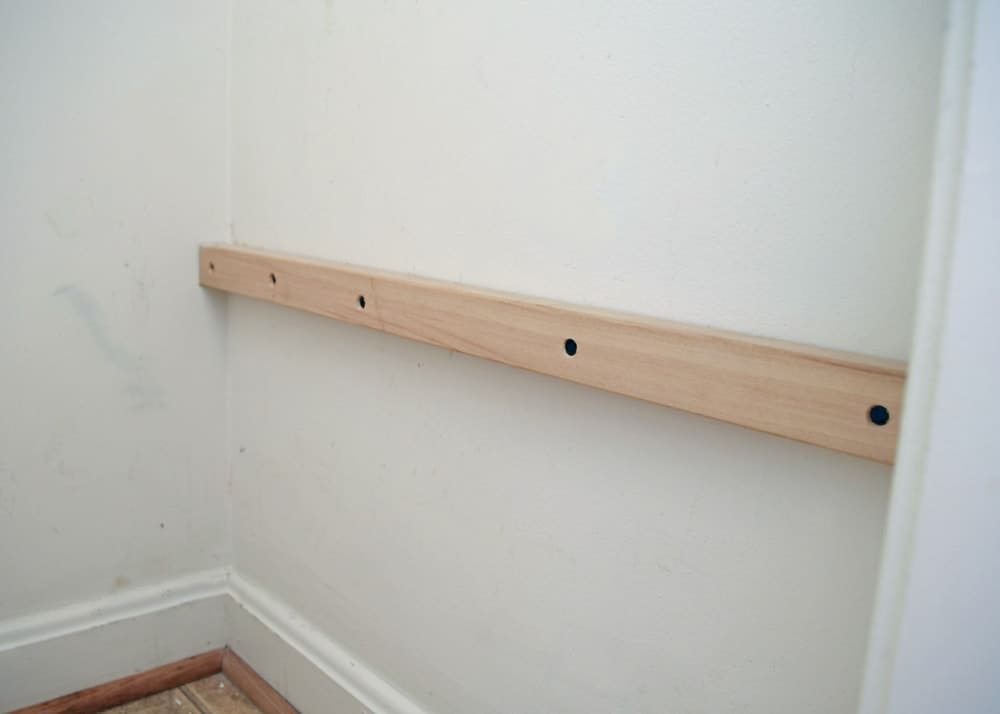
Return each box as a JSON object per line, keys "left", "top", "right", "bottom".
{"left": 200, "top": 244, "right": 906, "bottom": 463}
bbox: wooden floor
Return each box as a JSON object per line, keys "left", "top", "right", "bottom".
{"left": 100, "top": 674, "right": 261, "bottom": 714}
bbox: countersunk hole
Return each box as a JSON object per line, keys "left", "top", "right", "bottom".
{"left": 269, "top": 272, "right": 277, "bottom": 285}
{"left": 209, "top": 261, "right": 215, "bottom": 272}
{"left": 564, "top": 338, "right": 578, "bottom": 357}
{"left": 358, "top": 295, "right": 366, "bottom": 309}
{"left": 869, "top": 405, "right": 890, "bottom": 426}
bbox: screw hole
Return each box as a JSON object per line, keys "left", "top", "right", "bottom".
{"left": 209, "top": 262, "right": 215, "bottom": 272}
{"left": 869, "top": 405, "right": 890, "bottom": 426}
{"left": 564, "top": 338, "right": 578, "bottom": 357}
{"left": 269, "top": 272, "right": 277, "bottom": 285}
{"left": 358, "top": 295, "right": 366, "bottom": 309}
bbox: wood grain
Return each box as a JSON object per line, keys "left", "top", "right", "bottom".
{"left": 220, "top": 652, "right": 296, "bottom": 714}
{"left": 182, "top": 674, "right": 264, "bottom": 714}
{"left": 100, "top": 689, "right": 201, "bottom": 713}
{"left": 200, "top": 244, "right": 906, "bottom": 463}
{"left": 10, "top": 650, "right": 224, "bottom": 714}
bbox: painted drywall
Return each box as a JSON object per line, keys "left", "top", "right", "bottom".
{"left": 229, "top": 311, "right": 892, "bottom": 714}
{"left": 231, "top": 0, "right": 943, "bottom": 359}
{"left": 0, "top": 1, "right": 230, "bottom": 621}
{"left": 862, "top": 2, "right": 1000, "bottom": 712}
{"left": 0, "top": 0, "right": 951, "bottom": 711}
{"left": 228, "top": 2, "right": 946, "bottom": 713}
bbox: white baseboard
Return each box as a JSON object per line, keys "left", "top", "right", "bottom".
{"left": 0, "top": 568, "right": 426, "bottom": 714}
{"left": 0, "top": 569, "right": 229, "bottom": 711}
{"left": 227, "top": 571, "right": 428, "bottom": 714}
{"left": 0, "top": 568, "right": 229, "bottom": 654}
{"left": 224, "top": 591, "right": 367, "bottom": 713}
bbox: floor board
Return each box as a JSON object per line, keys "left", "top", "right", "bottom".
{"left": 100, "top": 675, "right": 261, "bottom": 714}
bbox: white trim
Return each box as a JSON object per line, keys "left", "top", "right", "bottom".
{"left": 860, "top": 0, "right": 1000, "bottom": 711}
{"left": 0, "top": 575, "right": 228, "bottom": 711}
{"left": 0, "top": 568, "right": 424, "bottom": 714}
{"left": 0, "top": 567, "right": 229, "bottom": 654}
{"left": 857, "top": 1, "right": 978, "bottom": 712}
{"left": 227, "top": 571, "right": 428, "bottom": 714}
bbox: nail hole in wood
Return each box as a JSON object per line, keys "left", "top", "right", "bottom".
{"left": 869, "top": 405, "right": 890, "bottom": 426}
{"left": 564, "top": 338, "right": 578, "bottom": 357}
{"left": 209, "top": 262, "right": 215, "bottom": 272}
{"left": 358, "top": 295, "right": 366, "bottom": 309}
{"left": 269, "top": 272, "right": 277, "bottom": 285}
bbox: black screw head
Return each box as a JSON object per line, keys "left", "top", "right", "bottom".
{"left": 869, "top": 405, "right": 890, "bottom": 426}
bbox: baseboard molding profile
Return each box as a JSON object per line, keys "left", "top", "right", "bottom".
{"left": 228, "top": 572, "right": 429, "bottom": 714}
{"left": 0, "top": 568, "right": 229, "bottom": 655}
{"left": 0, "top": 571, "right": 229, "bottom": 712}
{"left": 0, "top": 569, "right": 423, "bottom": 714}
{"left": 200, "top": 243, "right": 906, "bottom": 463}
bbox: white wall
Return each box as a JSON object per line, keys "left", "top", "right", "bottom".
{"left": 228, "top": 2, "right": 946, "bottom": 713}
{"left": 861, "top": 2, "right": 1000, "bottom": 712}
{"left": 0, "top": 1, "right": 230, "bottom": 620}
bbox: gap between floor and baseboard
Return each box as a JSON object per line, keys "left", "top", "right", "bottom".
{"left": 0, "top": 569, "right": 428, "bottom": 714}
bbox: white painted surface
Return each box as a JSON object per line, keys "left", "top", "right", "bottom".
{"left": 0, "top": 1, "right": 962, "bottom": 712}
{"left": 227, "top": 573, "right": 403, "bottom": 714}
{"left": 226, "top": 2, "right": 947, "bottom": 712}
{"left": 0, "top": 567, "right": 228, "bottom": 655}
{"left": 226, "top": 603, "right": 362, "bottom": 714}
{"left": 861, "top": 2, "right": 1000, "bottom": 713}
{"left": 0, "top": 568, "right": 373, "bottom": 713}
{"left": 858, "top": 0, "right": 977, "bottom": 709}
{"left": 0, "top": 579, "right": 227, "bottom": 711}
{"left": 231, "top": 0, "right": 944, "bottom": 358}
{"left": 227, "top": 2, "right": 945, "bottom": 712}
{"left": 0, "top": 566, "right": 371, "bottom": 713}
{"left": 229, "top": 310, "right": 892, "bottom": 714}
{"left": 0, "top": 1, "right": 231, "bottom": 620}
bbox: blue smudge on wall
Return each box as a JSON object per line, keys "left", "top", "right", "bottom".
{"left": 52, "top": 284, "right": 164, "bottom": 410}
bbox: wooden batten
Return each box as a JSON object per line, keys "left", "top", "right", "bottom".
{"left": 200, "top": 244, "right": 906, "bottom": 464}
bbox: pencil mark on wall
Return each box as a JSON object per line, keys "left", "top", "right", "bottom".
{"left": 44, "top": 211, "right": 71, "bottom": 240}
{"left": 52, "top": 285, "right": 163, "bottom": 409}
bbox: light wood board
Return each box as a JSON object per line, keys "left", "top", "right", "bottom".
{"left": 183, "top": 673, "right": 265, "bottom": 714}
{"left": 200, "top": 244, "right": 906, "bottom": 463}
